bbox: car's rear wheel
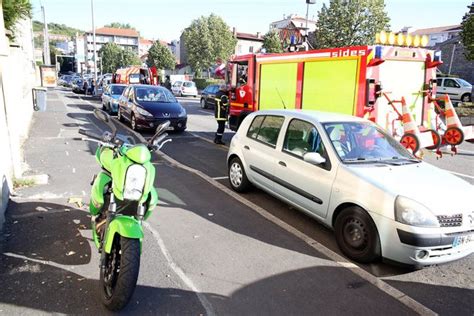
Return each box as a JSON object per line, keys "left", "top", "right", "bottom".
{"left": 228, "top": 157, "right": 251, "bottom": 192}
{"left": 335, "top": 207, "right": 381, "bottom": 263}
{"left": 200, "top": 98, "right": 207, "bottom": 109}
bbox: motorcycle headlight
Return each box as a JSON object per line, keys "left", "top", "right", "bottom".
{"left": 123, "top": 164, "right": 147, "bottom": 201}
{"left": 395, "top": 196, "right": 439, "bottom": 227}
{"left": 136, "top": 107, "right": 153, "bottom": 117}
{"left": 178, "top": 108, "right": 187, "bottom": 117}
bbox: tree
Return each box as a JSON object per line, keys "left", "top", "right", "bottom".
{"left": 99, "top": 42, "right": 122, "bottom": 73}
{"left": 183, "top": 14, "right": 236, "bottom": 76}
{"left": 146, "top": 41, "right": 176, "bottom": 70}
{"left": 2, "top": 0, "right": 32, "bottom": 38}
{"left": 460, "top": 3, "right": 474, "bottom": 60}
{"left": 105, "top": 22, "right": 135, "bottom": 30}
{"left": 312, "top": 0, "right": 390, "bottom": 49}
{"left": 262, "top": 30, "right": 284, "bottom": 53}
{"left": 120, "top": 48, "right": 141, "bottom": 67}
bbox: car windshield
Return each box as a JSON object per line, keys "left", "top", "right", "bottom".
{"left": 323, "top": 121, "right": 415, "bottom": 163}
{"left": 183, "top": 81, "right": 195, "bottom": 88}
{"left": 111, "top": 85, "right": 125, "bottom": 95}
{"left": 135, "top": 87, "right": 177, "bottom": 103}
{"left": 457, "top": 78, "right": 472, "bottom": 87}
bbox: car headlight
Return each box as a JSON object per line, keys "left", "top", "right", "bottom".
{"left": 123, "top": 164, "right": 147, "bottom": 201}
{"left": 178, "top": 108, "right": 187, "bottom": 117}
{"left": 395, "top": 196, "right": 439, "bottom": 227}
{"left": 136, "top": 107, "right": 153, "bottom": 117}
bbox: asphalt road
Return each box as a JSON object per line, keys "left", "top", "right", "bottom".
{"left": 0, "top": 89, "right": 472, "bottom": 315}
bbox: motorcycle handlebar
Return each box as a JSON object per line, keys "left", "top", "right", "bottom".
{"left": 79, "top": 129, "right": 102, "bottom": 140}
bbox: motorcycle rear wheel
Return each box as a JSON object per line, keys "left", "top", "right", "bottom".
{"left": 100, "top": 236, "right": 140, "bottom": 311}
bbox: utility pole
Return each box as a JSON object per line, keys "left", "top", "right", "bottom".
{"left": 91, "top": 0, "right": 98, "bottom": 91}
{"left": 305, "top": 0, "right": 316, "bottom": 40}
{"left": 448, "top": 42, "right": 458, "bottom": 75}
{"left": 41, "top": 5, "right": 51, "bottom": 65}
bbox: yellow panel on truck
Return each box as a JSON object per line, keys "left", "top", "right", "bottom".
{"left": 259, "top": 63, "right": 298, "bottom": 110}
{"left": 302, "top": 59, "right": 359, "bottom": 115}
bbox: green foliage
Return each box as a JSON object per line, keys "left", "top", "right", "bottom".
{"left": 262, "top": 30, "right": 284, "bottom": 53}
{"left": 2, "top": 0, "right": 32, "bottom": 38}
{"left": 120, "top": 49, "right": 141, "bottom": 67}
{"left": 461, "top": 11, "right": 474, "bottom": 60}
{"left": 312, "top": 0, "right": 390, "bottom": 49}
{"left": 183, "top": 14, "right": 236, "bottom": 73}
{"left": 146, "top": 41, "right": 176, "bottom": 70}
{"left": 105, "top": 22, "right": 135, "bottom": 30}
{"left": 33, "top": 20, "right": 83, "bottom": 37}
{"left": 193, "top": 78, "right": 224, "bottom": 90}
{"left": 99, "top": 42, "right": 122, "bottom": 73}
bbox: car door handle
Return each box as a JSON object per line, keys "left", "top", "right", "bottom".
{"left": 279, "top": 161, "right": 287, "bottom": 167}
{"left": 244, "top": 145, "right": 250, "bottom": 150}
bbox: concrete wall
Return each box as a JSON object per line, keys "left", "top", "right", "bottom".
{"left": 0, "top": 6, "right": 37, "bottom": 224}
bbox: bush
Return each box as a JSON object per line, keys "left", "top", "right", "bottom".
{"left": 193, "top": 78, "right": 224, "bottom": 90}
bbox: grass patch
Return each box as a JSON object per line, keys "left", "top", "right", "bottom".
{"left": 13, "top": 177, "right": 35, "bottom": 189}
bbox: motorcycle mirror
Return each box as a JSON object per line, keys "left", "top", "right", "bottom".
{"left": 148, "top": 120, "right": 170, "bottom": 145}
{"left": 93, "top": 108, "right": 117, "bottom": 139}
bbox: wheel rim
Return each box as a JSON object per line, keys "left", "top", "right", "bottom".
{"left": 201, "top": 99, "right": 205, "bottom": 108}
{"left": 229, "top": 162, "right": 243, "bottom": 187}
{"left": 103, "top": 241, "right": 121, "bottom": 299}
{"left": 445, "top": 128, "right": 462, "bottom": 145}
{"left": 342, "top": 218, "right": 368, "bottom": 250}
{"left": 401, "top": 135, "right": 417, "bottom": 151}
{"left": 462, "top": 95, "right": 470, "bottom": 102}
{"left": 118, "top": 109, "right": 121, "bottom": 120}
{"left": 131, "top": 116, "right": 136, "bottom": 130}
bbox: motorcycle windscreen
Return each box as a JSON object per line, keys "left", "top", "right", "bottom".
{"left": 258, "top": 63, "right": 298, "bottom": 110}
{"left": 302, "top": 59, "right": 358, "bottom": 115}
{"left": 377, "top": 60, "right": 425, "bottom": 127}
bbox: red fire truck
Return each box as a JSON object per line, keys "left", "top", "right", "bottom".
{"left": 226, "top": 44, "right": 443, "bottom": 146}
{"left": 113, "top": 66, "right": 160, "bottom": 85}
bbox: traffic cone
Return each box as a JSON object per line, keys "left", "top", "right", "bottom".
{"left": 400, "top": 97, "right": 434, "bottom": 151}
{"left": 443, "top": 94, "right": 462, "bottom": 129}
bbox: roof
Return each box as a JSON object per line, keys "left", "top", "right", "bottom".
{"left": 88, "top": 27, "right": 139, "bottom": 37}
{"left": 236, "top": 32, "right": 263, "bottom": 42}
{"left": 140, "top": 38, "right": 154, "bottom": 45}
{"left": 271, "top": 16, "right": 316, "bottom": 25}
{"left": 410, "top": 25, "right": 461, "bottom": 35}
{"left": 250, "top": 110, "right": 367, "bottom": 124}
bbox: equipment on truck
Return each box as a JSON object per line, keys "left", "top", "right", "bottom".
{"left": 113, "top": 66, "right": 159, "bottom": 85}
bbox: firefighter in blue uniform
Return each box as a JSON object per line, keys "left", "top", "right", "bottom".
{"left": 214, "top": 85, "right": 229, "bottom": 145}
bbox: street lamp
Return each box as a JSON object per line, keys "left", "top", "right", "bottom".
{"left": 305, "top": 0, "right": 316, "bottom": 39}
{"left": 91, "top": 0, "right": 98, "bottom": 92}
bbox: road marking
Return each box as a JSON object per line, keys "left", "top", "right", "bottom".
{"left": 212, "top": 176, "right": 228, "bottom": 180}
{"left": 143, "top": 222, "right": 216, "bottom": 316}
{"left": 198, "top": 110, "right": 212, "bottom": 115}
{"left": 98, "top": 97, "right": 436, "bottom": 316}
{"left": 188, "top": 132, "right": 229, "bottom": 150}
{"left": 449, "top": 171, "right": 474, "bottom": 179}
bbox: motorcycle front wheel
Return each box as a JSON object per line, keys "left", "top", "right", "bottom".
{"left": 100, "top": 236, "right": 140, "bottom": 311}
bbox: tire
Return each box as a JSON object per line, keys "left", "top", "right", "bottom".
{"left": 400, "top": 133, "right": 420, "bottom": 154}
{"left": 100, "top": 236, "right": 140, "bottom": 311}
{"left": 334, "top": 207, "right": 381, "bottom": 263}
{"left": 131, "top": 114, "right": 138, "bottom": 131}
{"left": 424, "top": 129, "right": 441, "bottom": 150}
{"left": 461, "top": 93, "right": 471, "bottom": 103}
{"left": 444, "top": 126, "right": 464, "bottom": 146}
{"left": 102, "top": 103, "right": 106, "bottom": 111}
{"left": 228, "top": 157, "right": 251, "bottom": 192}
{"left": 200, "top": 98, "right": 207, "bottom": 109}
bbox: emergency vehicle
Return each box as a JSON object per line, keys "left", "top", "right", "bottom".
{"left": 113, "top": 66, "right": 160, "bottom": 85}
{"left": 226, "top": 33, "right": 455, "bottom": 152}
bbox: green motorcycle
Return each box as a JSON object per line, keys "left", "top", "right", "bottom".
{"left": 78, "top": 109, "right": 171, "bottom": 311}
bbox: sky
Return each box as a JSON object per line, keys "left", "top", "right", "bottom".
{"left": 32, "top": 0, "right": 471, "bottom": 42}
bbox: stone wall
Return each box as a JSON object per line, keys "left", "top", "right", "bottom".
{"left": 434, "top": 36, "right": 474, "bottom": 84}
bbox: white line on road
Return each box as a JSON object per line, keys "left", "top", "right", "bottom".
{"left": 143, "top": 222, "right": 216, "bottom": 316}
{"left": 212, "top": 176, "right": 229, "bottom": 180}
{"left": 449, "top": 171, "right": 474, "bottom": 179}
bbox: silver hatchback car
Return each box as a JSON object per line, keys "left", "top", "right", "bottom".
{"left": 227, "top": 110, "right": 474, "bottom": 266}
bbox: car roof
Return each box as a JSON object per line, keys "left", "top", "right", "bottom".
{"left": 109, "top": 84, "right": 126, "bottom": 87}
{"left": 251, "top": 109, "right": 368, "bottom": 124}
{"left": 131, "top": 84, "right": 166, "bottom": 89}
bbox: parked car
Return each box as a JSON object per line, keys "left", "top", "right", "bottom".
{"left": 436, "top": 77, "right": 472, "bottom": 103}
{"left": 227, "top": 110, "right": 474, "bottom": 266}
{"left": 171, "top": 80, "right": 198, "bottom": 97}
{"left": 58, "top": 75, "right": 73, "bottom": 87}
{"left": 71, "top": 78, "right": 85, "bottom": 94}
{"left": 200, "top": 84, "right": 220, "bottom": 109}
{"left": 102, "top": 84, "right": 127, "bottom": 114}
{"left": 118, "top": 85, "right": 187, "bottom": 132}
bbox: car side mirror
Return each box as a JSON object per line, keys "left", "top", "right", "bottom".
{"left": 303, "top": 152, "right": 326, "bottom": 165}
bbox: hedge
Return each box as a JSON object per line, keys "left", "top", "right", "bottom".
{"left": 193, "top": 78, "right": 224, "bottom": 90}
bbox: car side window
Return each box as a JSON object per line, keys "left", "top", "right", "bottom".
{"left": 444, "top": 79, "right": 460, "bottom": 88}
{"left": 283, "top": 119, "right": 327, "bottom": 160}
{"left": 247, "top": 115, "right": 284, "bottom": 147}
{"left": 436, "top": 79, "right": 442, "bottom": 86}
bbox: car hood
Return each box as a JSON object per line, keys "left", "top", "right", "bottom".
{"left": 346, "top": 162, "right": 474, "bottom": 215}
{"left": 138, "top": 102, "right": 183, "bottom": 117}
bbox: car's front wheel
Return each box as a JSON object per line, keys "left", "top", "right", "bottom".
{"left": 200, "top": 98, "right": 207, "bottom": 109}
{"left": 334, "top": 206, "right": 381, "bottom": 263}
{"left": 228, "top": 157, "right": 251, "bottom": 192}
{"left": 461, "top": 93, "right": 471, "bottom": 103}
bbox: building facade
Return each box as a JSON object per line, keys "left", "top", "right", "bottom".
{"left": 234, "top": 30, "right": 264, "bottom": 55}
{"left": 84, "top": 27, "right": 139, "bottom": 63}
{"left": 270, "top": 14, "right": 316, "bottom": 43}
{"left": 400, "top": 25, "right": 461, "bottom": 47}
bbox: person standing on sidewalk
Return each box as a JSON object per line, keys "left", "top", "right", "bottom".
{"left": 214, "top": 84, "right": 229, "bottom": 145}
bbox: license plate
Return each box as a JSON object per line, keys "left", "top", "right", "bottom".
{"left": 166, "top": 126, "right": 174, "bottom": 131}
{"left": 452, "top": 234, "right": 474, "bottom": 247}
